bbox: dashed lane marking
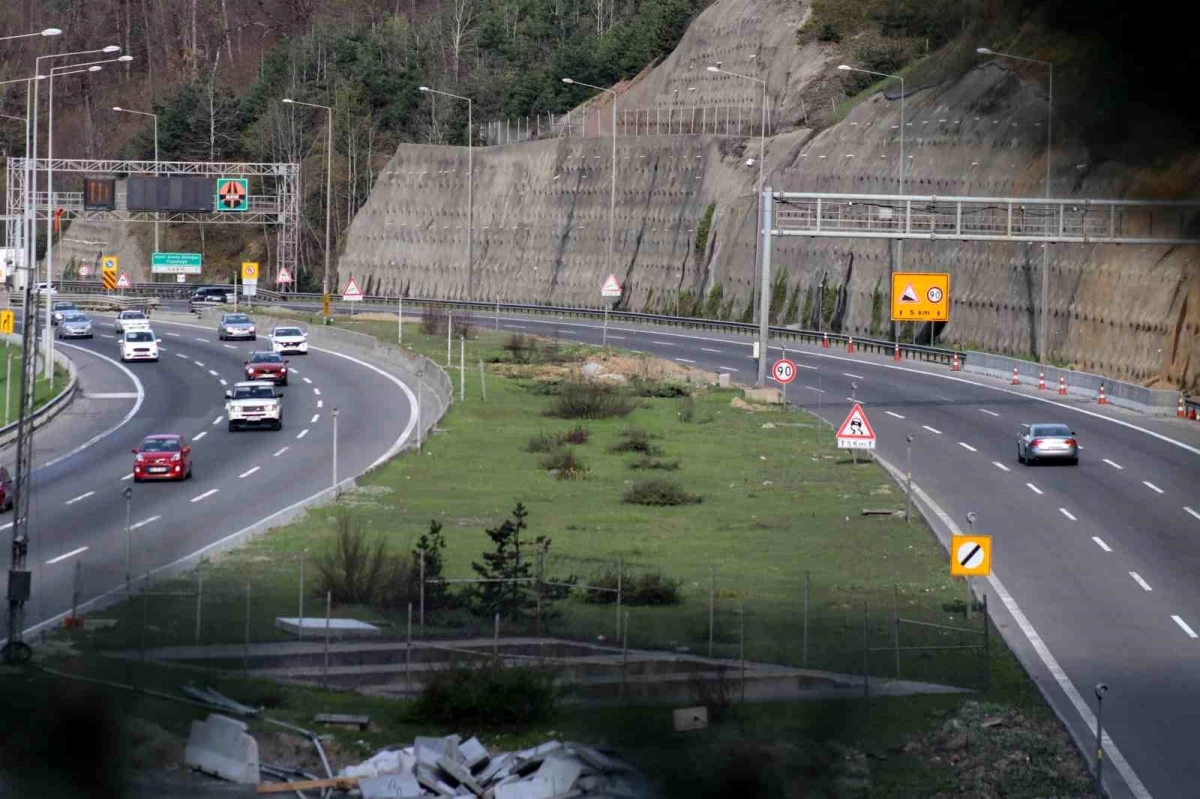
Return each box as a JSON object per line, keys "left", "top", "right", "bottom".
{"left": 1129, "top": 573, "right": 1152, "bottom": 591}
{"left": 65, "top": 491, "right": 95, "bottom": 505}
{"left": 239, "top": 466, "right": 260, "bottom": 479}
{"left": 1092, "top": 536, "right": 1112, "bottom": 552}
{"left": 190, "top": 488, "right": 219, "bottom": 503}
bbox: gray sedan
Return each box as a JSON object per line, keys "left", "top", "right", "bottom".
{"left": 56, "top": 311, "right": 94, "bottom": 339}
{"left": 1017, "top": 423, "right": 1079, "bottom": 465}
{"left": 217, "top": 313, "right": 257, "bottom": 341}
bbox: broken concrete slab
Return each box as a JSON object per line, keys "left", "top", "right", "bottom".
{"left": 339, "top": 748, "right": 415, "bottom": 779}
{"left": 415, "top": 736, "right": 460, "bottom": 768}
{"left": 182, "top": 714, "right": 260, "bottom": 785}
{"left": 534, "top": 753, "right": 584, "bottom": 793}
{"left": 415, "top": 764, "right": 456, "bottom": 797}
{"left": 359, "top": 772, "right": 423, "bottom": 799}
{"left": 274, "top": 617, "right": 382, "bottom": 638}
{"left": 458, "top": 737, "right": 489, "bottom": 771}
{"left": 476, "top": 752, "right": 513, "bottom": 784}
{"left": 672, "top": 706, "right": 709, "bottom": 731}
{"left": 437, "top": 755, "right": 483, "bottom": 796}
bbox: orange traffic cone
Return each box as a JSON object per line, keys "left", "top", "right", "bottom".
{"left": 822, "top": 332, "right": 830, "bottom": 348}
{"left": 1058, "top": 377, "right": 1067, "bottom": 395}
{"left": 1098, "top": 383, "right": 1107, "bottom": 405}
{"left": 1179, "top": 395, "right": 1186, "bottom": 418}
{"left": 1038, "top": 371, "right": 1046, "bottom": 390}
{"left": 951, "top": 353, "right": 961, "bottom": 371}
{"left": 847, "top": 336, "right": 855, "bottom": 354}
{"left": 1011, "top": 367, "right": 1020, "bottom": 385}
{"left": 894, "top": 342, "right": 901, "bottom": 361}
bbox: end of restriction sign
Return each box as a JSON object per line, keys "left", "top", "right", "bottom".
{"left": 950, "top": 534, "right": 992, "bottom": 577}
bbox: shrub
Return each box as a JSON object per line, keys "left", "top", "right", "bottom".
{"left": 629, "top": 376, "right": 691, "bottom": 398}
{"left": 545, "top": 381, "right": 636, "bottom": 419}
{"left": 526, "top": 432, "right": 558, "bottom": 453}
{"left": 623, "top": 479, "right": 702, "bottom": 506}
{"left": 817, "top": 22, "right": 841, "bottom": 42}
{"left": 420, "top": 306, "right": 449, "bottom": 336}
{"left": 504, "top": 333, "right": 538, "bottom": 364}
{"left": 313, "top": 510, "right": 391, "bottom": 605}
{"left": 677, "top": 395, "right": 695, "bottom": 422}
{"left": 609, "top": 427, "right": 663, "bottom": 456}
{"left": 560, "top": 425, "right": 590, "bottom": 445}
{"left": 539, "top": 447, "right": 589, "bottom": 479}
{"left": 689, "top": 664, "right": 736, "bottom": 722}
{"left": 630, "top": 455, "right": 680, "bottom": 471}
{"left": 416, "top": 661, "right": 559, "bottom": 728}
{"left": 584, "top": 567, "right": 684, "bottom": 606}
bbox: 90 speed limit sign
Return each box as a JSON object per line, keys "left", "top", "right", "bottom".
{"left": 772, "top": 358, "right": 797, "bottom": 385}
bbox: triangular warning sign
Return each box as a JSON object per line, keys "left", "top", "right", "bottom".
{"left": 341, "top": 276, "right": 363, "bottom": 300}
{"left": 275, "top": 266, "right": 294, "bottom": 284}
{"left": 898, "top": 283, "right": 919, "bottom": 303}
{"left": 836, "top": 403, "right": 876, "bottom": 440}
{"left": 601, "top": 274, "right": 623, "bottom": 296}
{"left": 115, "top": 271, "right": 131, "bottom": 289}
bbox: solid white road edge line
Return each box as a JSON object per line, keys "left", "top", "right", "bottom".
{"left": 190, "top": 489, "right": 219, "bottom": 503}
{"left": 1171, "top": 615, "right": 1198, "bottom": 638}
{"left": 1093, "top": 536, "right": 1112, "bottom": 552}
{"left": 870, "top": 452, "right": 1152, "bottom": 799}
{"left": 1129, "top": 573, "right": 1152, "bottom": 592}
{"left": 65, "top": 491, "right": 95, "bottom": 505}
{"left": 45, "top": 343, "right": 146, "bottom": 471}
{"left": 46, "top": 546, "right": 88, "bottom": 565}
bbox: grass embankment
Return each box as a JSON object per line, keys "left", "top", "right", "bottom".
{"left": 0, "top": 343, "right": 70, "bottom": 427}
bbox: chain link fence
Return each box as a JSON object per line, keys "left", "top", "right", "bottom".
{"left": 478, "top": 103, "right": 773, "bottom": 145}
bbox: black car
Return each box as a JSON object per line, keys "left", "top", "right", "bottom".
{"left": 189, "top": 286, "right": 230, "bottom": 311}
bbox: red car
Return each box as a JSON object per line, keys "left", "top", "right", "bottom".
{"left": 0, "top": 465, "right": 12, "bottom": 512}
{"left": 132, "top": 434, "right": 193, "bottom": 482}
{"left": 244, "top": 351, "right": 289, "bottom": 385}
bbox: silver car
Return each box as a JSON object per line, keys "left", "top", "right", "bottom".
{"left": 51, "top": 301, "right": 78, "bottom": 326}
{"left": 218, "top": 313, "right": 257, "bottom": 341}
{"left": 1017, "top": 423, "right": 1078, "bottom": 465}
{"left": 57, "top": 311, "right": 94, "bottom": 339}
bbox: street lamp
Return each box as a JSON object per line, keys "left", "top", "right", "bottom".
{"left": 112, "top": 105, "right": 159, "bottom": 257}
{"left": 0, "top": 76, "right": 45, "bottom": 289}
{"left": 0, "top": 28, "right": 62, "bottom": 43}
{"left": 708, "top": 65, "right": 767, "bottom": 327}
{"left": 561, "top": 78, "right": 617, "bottom": 292}
{"left": 283, "top": 98, "right": 334, "bottom": 298}
{"left": 419, "top": 86, "right": 473, "bottom": 296}
{"left": 837, "top": 64, "right": 905, "bottom": 342}
{"left": 978, "top": 47, "right": 1054, "bottom": 364}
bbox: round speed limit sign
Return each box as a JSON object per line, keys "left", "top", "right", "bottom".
{"left": 926, "top": 286, "right": 944, "bottom": 303}
{"left": 772, "top": 358, "right": 797, "bottom": 385}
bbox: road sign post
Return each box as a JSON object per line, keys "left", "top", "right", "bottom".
{"left": 216, "top": 177, "right": 249, "bottom": 212}
{"left": 241, "top": 262, "right": 259, "bottom": 299}
{"left": 836, "top": 402, "right": 876, "bottom": 454}
{"left": 601, "top": 274, "right": 622, "bottom": 348}
{"left": 891, "top": 272, "right": 950, "bottom": 344}
{"left": 101, "top": 255, "right": 118, "bottom": 291}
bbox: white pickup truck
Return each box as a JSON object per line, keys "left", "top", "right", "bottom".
{"left": 225, "top": 380, "right": 284, "bottom": 431}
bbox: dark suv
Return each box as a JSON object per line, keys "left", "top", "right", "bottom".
{"left": 189, "top": 286, "right": 230, "bottom": 311}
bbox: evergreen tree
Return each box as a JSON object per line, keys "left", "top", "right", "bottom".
{"left": 413, "top": 519, "right": 449, "bottom": 611}
{"left": 470, "top": 502, "right": 549, "bottom": 621}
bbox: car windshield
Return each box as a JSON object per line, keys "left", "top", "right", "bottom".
{"left": 54, "top": 303, "right": 75, "bottom": 311}
{"left": 126, "top": 331, "right": 155, "bottom": 342}
{"left": 122, "top": 311, "right": 146, "bottom": 320}
{"left": 226, "top": 315, "right": 250, "bottom": 324}
{"left": 64, "top": 313, "right": 88, "bottom": 323}
{"left": 1033, "top": 424, "right": 1072, "bottom": 437}
{"left": 275, "top": 328, "right": 303, "bottom": 337}
{"left": 139, "top": 437, "right": 180, "bottom": 452}
{"left": 233, "top": 386, "right": 276, "bottom": 400}
{"left": 250, "top": 352, "right": 282, "bottom": 363}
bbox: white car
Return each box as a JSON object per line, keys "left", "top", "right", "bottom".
{"left": 225, "top": 381, "right": 284, "bottom": 431}
{"left": 36, "top": 283, "right": 57, "bottom": 295}
{"left": 270, "top": 326, "right": 308, "bottom": 354}
{"left": 115, "top": 310, "right": 151, "bottom": 334}
{"left": 120, "top": 329, "right": 160, "bottom": 362}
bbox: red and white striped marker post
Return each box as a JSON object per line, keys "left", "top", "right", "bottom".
{"left": 1011, "top": 367, "right": 1020, "bottom": 385}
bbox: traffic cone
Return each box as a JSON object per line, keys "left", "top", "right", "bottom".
{"left": 1058, "top": 376, "right": 1067, "bottom": 395}
{"left": 1038, "top": 371, "right": 1046, "bottom": 390}
{"left": 1098, "top": 383, "right": 1107, "bottom": 405}
{"left": 894, "top": 342, "right": 901, "bottom": 361}
{"left": 822, "top": 332, "right": 830, "bottom": 348}
{"left": 1190, "top": 407, "right": 1197, "bottom": 420}
{"left": 951, "top": 353, "right": 961, "bottom": 371}
{"left": 1011, "top": 367, "right": 1020, "bottom": 385}
{"left": 1179, "top": 395, "right": 1187, "bottom": 418}
{"left": 847, "top": 336, "right": 855, "bottom": 354}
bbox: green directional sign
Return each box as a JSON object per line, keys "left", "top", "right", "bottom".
{"left": 152, "top": 252, "right": 203, "bottom": 274}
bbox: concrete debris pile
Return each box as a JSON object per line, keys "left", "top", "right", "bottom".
{"left": 341, "top": 734, "right": 653, "bottom": 799}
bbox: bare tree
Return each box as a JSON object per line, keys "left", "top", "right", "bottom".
{"left": 441, "top": 0, "right": 477, "bottom": 83}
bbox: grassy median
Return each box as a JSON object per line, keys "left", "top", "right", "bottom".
{"left": 0, "top": 343, "right": 70, "bottom": 427}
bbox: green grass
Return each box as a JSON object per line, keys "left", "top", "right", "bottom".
{"left": 0, "top": 343, "right": 70, "bottom": 426}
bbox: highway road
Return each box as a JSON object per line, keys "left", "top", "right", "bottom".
{"left": 1, "top": 309, "right": 415, "bottom": 644}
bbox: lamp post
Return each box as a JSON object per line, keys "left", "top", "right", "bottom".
{"left": 34, "top": 44, "right": 122, "bottom": 380}
{"left": 112, "top": 105, "right": 159, "bottom": 257}
{"left": 978, "top": 47, "right": 1053, "bottom": 364}
{"left": 282, "top": 98, "right": 334, "bottom": 298}
{"left": 707, "top": 65, "right": 767, "bottom": 322}
{"left": 837, "top": 64, "right": 904, "bottom": 342}
{"left": 1093, "top": 682, "right": 1108, "bottom": 797}
{"left": 561, "top": 78, "right": 617, "bottom": 291}
{"left": 419, "top": 87, "right": 473, "bottom": 296}
{"left": 0, "top": 28, "right": 62, "bottom": 44}
{"left": 0, "top": 76, "right": 45, "bottom": 291}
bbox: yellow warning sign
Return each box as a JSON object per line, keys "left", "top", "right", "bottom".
{"left": 950, "top": 534, "right": 992, "bottom": 577}
{"left": 891, "top": 272, "right": 950, "bottom": 322}
{"left": 0, "top": 310, "right": 13, "bottom": 335}
{"left": 101, "top": 255, "right": 118, "bottom": 290}
{"left": 241, "top": 262, "right": 259, "bottom": 282}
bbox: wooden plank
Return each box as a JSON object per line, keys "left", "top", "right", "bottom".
{"left": 256, "top": 776, "right": 360, "bottom": 794}
{"left": 313, "top": 712, "right": 371, "bottom": 730}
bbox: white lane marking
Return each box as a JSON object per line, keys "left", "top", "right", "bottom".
{"left": 219, "top": 379, "right": 228, "bottom": 386}
{"left": 1186, "top": 506, "right": 1200, "bottom": 521}
{"left": 700, "top": 347, "right": 723, "bottom": 353}
{"left": 1092, "top": 536, "right": 1112, "bottom": 552}
{"left": 212, "top": 416, "right": 223, "bottom": 425}
{"left": 717, "top": 366, "right": 739, "bottom": 372}
{"left": 310, "top": 414, "right": 320, "bottom": 424}
{"left": 979, "top": 409, "right": 1000, "bottom": 417}
{"left": 845, "top": 397, "right": 866, "bottom": 404}
{"left": 922, "top": 425, "right": 942, "bottom": 434}
{"left": 167, "top": 332, "right": 180, "bottom": 337}
{"left": 302, "top": 377, "right": 313, "bottom": 384}
{"left": 843, "top": 372, "right": 865, "bottom": 379}
{"left": 273, "top": 447, "right": 289, "bottom": 457}
{"left": 190, "top": 488, "right": 219, "bottom": 503}
{"left": 869, "top": 452, "right": 1152, "bottom": 799}
{"left": 796, "top": 363, "right": 819, "bottom": 370}
{"left": 936, "top": 395, "right": 954, "bottom": 401}
{"left": 46, "top": 546, "right": 88, "bottom": 565}
{"left": 1172, "top": 615, "right": 1198, "bottom": 638}
{"left": 82, "top": 392, "right": 139, "bottom": 400}
{"left": 651, "top": 340, "right": 677, "bottom": 346}
{"left": 1103, "top": 458, "right": 1123, "bottom": 470}
{"left": 1026, "top": 482, "right": 1043, "bottom": 495}
{"left": 65, "top": 491, "right": 95, "bottom": 505}
{"left": 958, "top": 442, "right": 977, "bottom": 452}
{"left": 1059, "top": 508, "right": 1077, "bottom": 521}
{"left": 208, "top": 369, "right": 219, "bottom": 377}
{"left": 120, "top": 473, "right": 133, "bottom": 481}
{"left": 193, "top": 360, "right": 205, "bottom": 368}
{"left": 1129, "top": 573, "right": 1152, "bottom": 592}
{"left": 47, "top": 343, "right": 146, "bottom": 471}
{"left": 806, "top": 386, "right": 825, "bottom": 393}
{"left": 239, "top": 466, "right": 261, "bottom": 479}
{"left": 503, "top": 323, "right": 528, "bottom": 329}
{"left": 129, "top": 515, "right": 161, "bottom": 531}
{"left": 674, "top": 357, "right": 697, "bottom": 364}
{"left": 193, "top": 431, "right": 207, "bottom": 441}
{"left": 606, "top": 335, "right": 625, "bottom": 340}
{"left": 175, "top": 353, "right": 189, "bottom": 359}
{"left": 296, "top": 429, "right": 309, "bottom": 439}
{"left": 992, "top": 462, "right": 1010, "bottom": 472}
{"left": 312, "top": 387, "right": 321, "bottom": 396}
{"left": 224, "top": 344, "right": 237, "bottom": 349}
{"left": 885, "top": 411, "right": 905, "bottom": 419}
{"left": 195, "top": 337, "right": 209, "bottom": 342}
{"left": 317, "top": 400, "right": 324, "bottom": 408}
{"left": 1143, "top": 481, "right": 1164, "bottom": 494}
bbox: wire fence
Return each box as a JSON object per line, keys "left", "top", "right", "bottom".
{"left": 477, "top": 103, "right": 773, "bottom": 145}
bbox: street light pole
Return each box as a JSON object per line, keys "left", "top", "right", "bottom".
{"left": 111, "top": 106, "right": 159, "bottom": 256}
{"left": 978, "top": 48, "right": 1053, "bottom": 364}
{"left": 561, "top": 78, "right": 618, "bottom": 292}
{"left": 282, "top": 98, "right": 334, "bottom": 298}
{"left": 837, "top": 65, "right": 904, "bottom": 342}
{"left": 1093, "top": 683, "right": 1108, "bottom": 797}
{"left": 332, "top": 407, "right": 340, "bottom": 495}
{"left": 419, "top": 87, "right": 473, "bottom": 296}
{"left": 0, "top": 76, "right": 43, "bottom": 295}
{"left": 123, "top": 486, "right": 134, "bottom": 593}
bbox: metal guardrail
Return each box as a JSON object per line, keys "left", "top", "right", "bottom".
{"left": 0, "top": 335, "right": 79, "bottom": 449}
{"left": 9, "top": 293, "right": 161, "bottom": 313}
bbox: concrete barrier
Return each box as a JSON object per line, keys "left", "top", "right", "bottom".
{"left": 183, "top": 714, "right": 260, "bottom": 784}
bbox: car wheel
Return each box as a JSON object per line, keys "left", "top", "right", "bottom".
{"left": 280, "top": 378, "right": 288, "bottom": 386}
{"left": 251, "top": 335, "right": 257, "bottom": 341}
{"left": 228, "top": 421, "right": 237, "bottom": 432}
{"left": 274, "top": 420, "right": 283, "bottom": 431}
{"left": 186, "top": 464, "right": 193, "bottom": 480}
{"left": 1017, "top": 447, "right": 1024, "bottom": 464}
{"left": 1069, "top": 457, "right": 1079, "bottom": 466}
